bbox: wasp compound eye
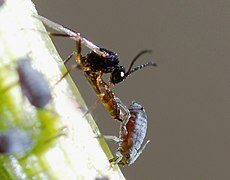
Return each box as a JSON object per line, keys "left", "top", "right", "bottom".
{"left": 110, "top": 66, "right": 126, "bottom": 84}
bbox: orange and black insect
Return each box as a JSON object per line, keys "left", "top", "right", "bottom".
{"left": 35, "top": 15, "right": 151, "bottom": 165}
{"left": 35, "top": 14, "right": 155, "bottom": 115}
{"left": 35, "top": 15, "right": 157, "bottom": 85}
{"left": 72, "top": 40, "right": 132, "bottom": 135}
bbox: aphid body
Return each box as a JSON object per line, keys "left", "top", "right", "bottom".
{"left": 109, "top": 101, "right": 150, "bottom": 166}
{"left": 17, "top": 58, "right": 52, "bottom": 108}
{"left": 0, "top": 128, "right": 34, "bottom": 156}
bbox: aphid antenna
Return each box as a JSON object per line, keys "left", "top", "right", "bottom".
{"left": 125, "top": 49, "right": 157, "bottom": 78}
{"left": 34, "top": 14, "right": 109, "bottom": 58}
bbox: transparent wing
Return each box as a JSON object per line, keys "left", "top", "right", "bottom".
{"left": 34, "top": 14, "right": 108, "bottom": 57}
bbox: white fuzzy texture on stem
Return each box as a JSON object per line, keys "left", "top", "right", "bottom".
{"left": 0, "top": 0, "right": 125, "bottom": 179}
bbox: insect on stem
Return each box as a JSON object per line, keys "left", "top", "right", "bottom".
{"left": 35, "top": 14, "right": 152, "bottom": 166}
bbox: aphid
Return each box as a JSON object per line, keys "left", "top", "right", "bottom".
{"left": 35, "top": 15, "right": 157, "bottom": 85}
{"left": 0, "top": 128, "right": 34, "bottom": 156}
{"left": 0, "top": 0, "right": 5, "bottom": 7}
{"left": 105, "top": 101, "right": 150, "bottom": 166}
{"left": 17, "top": 58, "right": 52, "bottom": 108}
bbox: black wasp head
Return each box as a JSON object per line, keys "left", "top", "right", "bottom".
{"left": 110, "top": 49, "right": 157, "bottom": 85}
{"left": 110, "top": 66, "right": 126, "bottom": 84}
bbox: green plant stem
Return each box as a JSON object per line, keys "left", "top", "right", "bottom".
{"left": 0, "top": 0, "right": 125, "bottom": 179}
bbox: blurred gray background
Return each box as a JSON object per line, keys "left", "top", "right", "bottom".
{"left": 35, "top": 0, "right": 230, "bottom": 179}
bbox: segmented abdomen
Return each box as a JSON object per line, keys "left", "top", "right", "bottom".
{"left": 120, "top": 101, "right": 147, "bottom": 152}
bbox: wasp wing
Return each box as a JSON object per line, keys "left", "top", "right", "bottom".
{"left": 34, "top": 14, "right": 108, "bottom": 57}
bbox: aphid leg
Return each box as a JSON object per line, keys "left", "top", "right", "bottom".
{"left": 132, "top": 140, "right": 150, "bottom": 162}
{"left": 0, "top": 80, "right": 18, "bottom": 93}
{"left": 115, "top": 97, "right": 130, "bottom": 135}
{"left": 109, "top": 151, "right": 123, "bottom": 165}
{"left": 102, "top": 135, "right": 123, "bottom": 143}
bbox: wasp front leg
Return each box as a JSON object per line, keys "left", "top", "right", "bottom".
{"left": 115, "top": 97, "right": 130, "bottom": 135}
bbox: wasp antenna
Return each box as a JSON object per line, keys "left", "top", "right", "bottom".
{"left": 125, "top": 61, "right": 157, "bottom": 77}
{"left": 126, "top": 49, "right": 152, "bottom": 75}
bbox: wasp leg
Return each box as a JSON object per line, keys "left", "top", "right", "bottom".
{"left": 82, "top": 98, "right": 100, "bottom": 118}
{"left": 48, "top": 32, "right": 72, "bottom": 38}
{"left": 55, "top": 63, "right": 78, "bottom": 85}
{"left": 75, "top": 38, "right": 82, "bottom": 64}
{"left": 115, "top": 97, "right": 130, "bottom": 135}
{"left": 63, "top": 51, "right": 76, "bottom": 64}
{"left": 56, "top": 38, "right": 87, "bottom": 85}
